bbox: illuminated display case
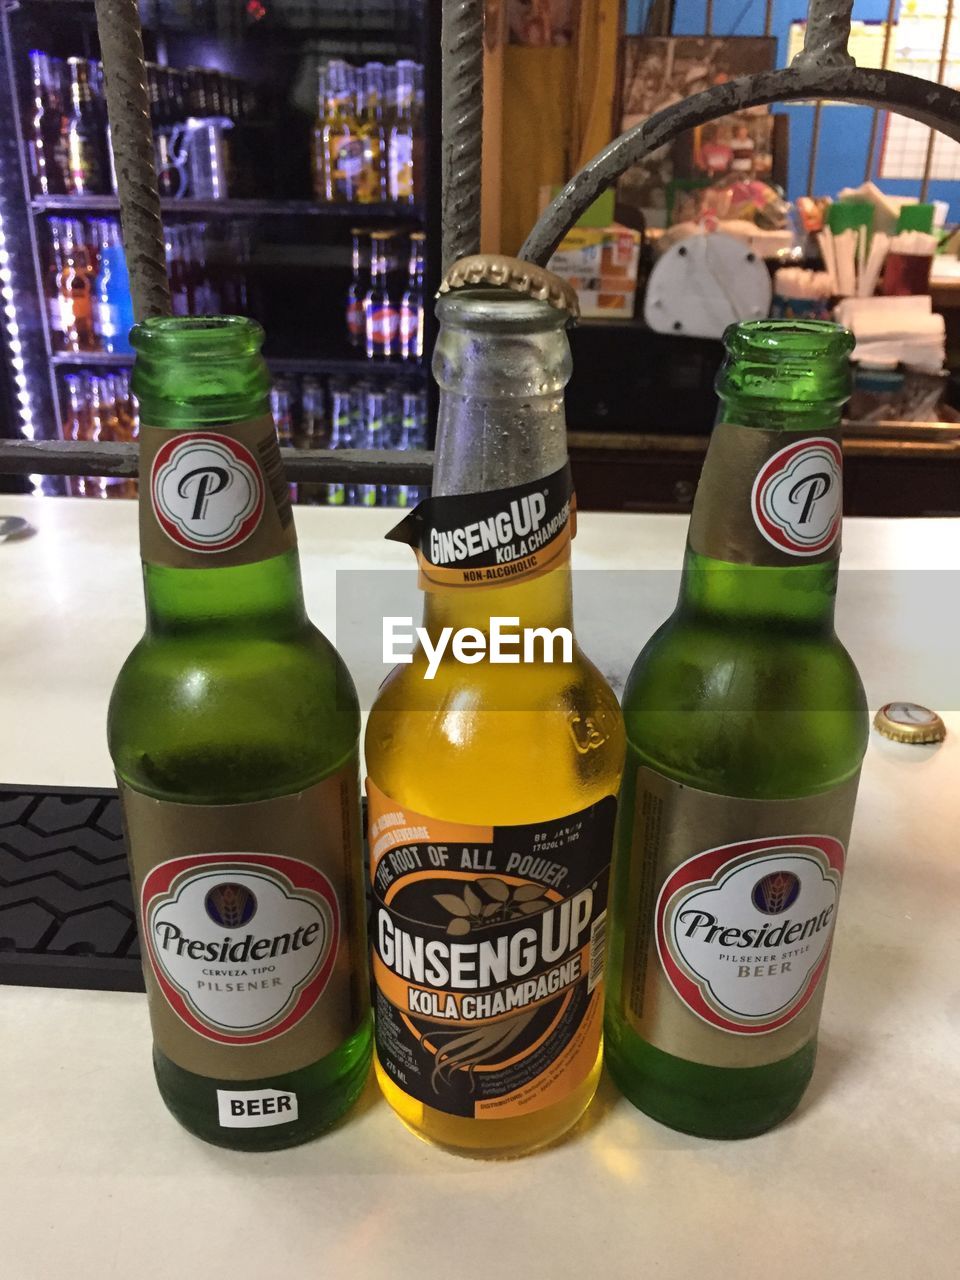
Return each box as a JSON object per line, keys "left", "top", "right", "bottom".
{"left": 0, "top": 0, "right": 441, "bottom": 494}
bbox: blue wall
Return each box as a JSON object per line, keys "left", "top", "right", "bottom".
{"left": 624, "top": 0, "right": 956, "bottom": 215}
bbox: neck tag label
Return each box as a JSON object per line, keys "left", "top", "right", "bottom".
{"left": 386, "top": 463, "right": 576, "bottom": 590}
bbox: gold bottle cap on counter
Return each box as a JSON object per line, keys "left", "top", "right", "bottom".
{"left": 873, "top": 702, "right": 946, "bottom": 744}
{"left": 438, "top": 254, "right": 580, "bottom": 320}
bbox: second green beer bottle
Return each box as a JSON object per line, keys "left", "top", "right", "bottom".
{"left": 108, "top": 317, "right": 371, "bottom": 1150}
{"left": 605, "top": 320, "right": 869, "bottom": 1138}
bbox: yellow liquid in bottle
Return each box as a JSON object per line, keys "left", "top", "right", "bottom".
{"left": 365, "top": 565, "right": 625, "bottom": 1157}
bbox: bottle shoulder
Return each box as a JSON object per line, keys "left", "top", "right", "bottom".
{"left": 365, "top": 650, "right": 625, "bottom": 822}
{"left": 621, "top": 612, "right": 868, "bottom": 795}
{"left": 109, "top": 623, "right": 360, "bottom": 801}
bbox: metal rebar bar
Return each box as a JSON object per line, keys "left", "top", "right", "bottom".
{"left": 808, "top": 102, "right": 824, "bottom": 196}
{"left": 864, "top": 0, "right": 898, "bottom": 184}
{"left": 793, "top": 0, "right": 855, "bottom": 69}
{"left": 440, "top": 0, "right": 484, "bottom": 272}
{"left": 920, "top": 0, "right": 956, "bottom": 201}
{"left": 764, "top": 0, "right": 774, "bottom": 38}
{"left": 93, "top": 0, "right": 171, "bottom": 320}
{"left": 705, "top": 0, "right": 714, "bottom": 37}
{"left": 0, "top": 440, "right": 435, "bottom": 483}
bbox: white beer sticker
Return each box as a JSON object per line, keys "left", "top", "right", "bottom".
{"left": 750, "top": 436, "right": 842, "bottom": 556}
{"left": 656, "top": 835, "right": 844, "bottom": 1035}
{"left": 150, "top": 431, "right": 265, "bottom": 553}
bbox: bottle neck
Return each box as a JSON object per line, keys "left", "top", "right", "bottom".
{"left": 424, "top": 299, "right": 573, "bottom": 635}
{"left": 677, "top": 390, "right": 842, "bottom": 631}
{"left": 143, "top": 550, "right": 307, "bottom": 638}
{"left": 133, "top": 318, "right": 305, "bottom": 639}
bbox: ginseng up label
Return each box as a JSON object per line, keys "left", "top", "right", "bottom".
{"left": 367, "top": 781, "right": 615, "bottom": 1119}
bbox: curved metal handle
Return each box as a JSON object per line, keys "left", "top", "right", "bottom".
{"left": 520, "top": 68, "right": 960, "bottom": 267}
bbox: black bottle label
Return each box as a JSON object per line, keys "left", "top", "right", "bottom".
{"left": 367, "top": 781, "right": 615, "bottom": 1119}
{"left": 386, "top": 463, "right": 575, "bottom": 591}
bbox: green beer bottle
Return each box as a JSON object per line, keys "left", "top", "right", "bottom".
{"left": 605, "top": 320, "right": 868, "bottom": 1139}
{"left": 108, "top": 317, "right": 371, "bottom": 1150}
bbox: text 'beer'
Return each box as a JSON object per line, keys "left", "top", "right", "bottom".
{"left": 366, "top": 274, "right": 625, "bottom": 1157}
{"left": 605, "top": 320, "right": 868, "bottom": 1139}
{"left": 108, "top": 316, "right": 371, "bottom": 1150}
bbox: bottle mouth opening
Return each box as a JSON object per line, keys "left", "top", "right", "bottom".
{"left": 131, "top": 315, "right": 264, "bottom": 359}
{"left": 724, "top": 319, "right": 855, "bottom": 361}
{"left": 436, "top": 288, "right": 570, "bottom": 333}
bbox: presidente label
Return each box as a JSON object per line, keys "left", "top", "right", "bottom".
{"left": 688, "top": 425, "right": 843, "bottom": 567}
{"left": 138, "top": 416, "right": 296, "bottom": 570}
{"left": 142, "top": 854, "right": 340, "bottom": 1045}
{"left": 386, "top": 464, "right": 576, "bottom": 590}
{"left": 656, "top": 837, "right": 843, "bottom": 1035}
{"left": 367, "top": 780, "right": 615, "bottom": 1119}
{"left": 750, "top": 436, "right": 843, "bottom": 557}
{"left": 120, "top": 768, "right": 365, "bottom": 1081}
{"left": 622, "top": 766, "right": 860, "bottom": 1068}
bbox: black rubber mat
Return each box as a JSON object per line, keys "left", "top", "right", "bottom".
{"left": 0, "top": 785, "right": 144, "bottom": 992}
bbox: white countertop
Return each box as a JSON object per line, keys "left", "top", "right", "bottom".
{"left": 1, "top": 496, "right": 958, "bottom": 1280}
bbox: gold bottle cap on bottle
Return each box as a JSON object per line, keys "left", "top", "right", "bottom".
{"left": 438, "top": 254, "right": 580, "bottom": 320}
{"left": 873, "top": 702, "right": 946, "bottom": 744}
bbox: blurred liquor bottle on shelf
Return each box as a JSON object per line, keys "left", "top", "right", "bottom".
{"left": 65, "top": 57, "right": 107, "bottom": 195}
{"left": 271, "top": 376, "right": 299, "bottom": 503}
{"left": 311, "top": 63, "right": 327, "bottom": 201}
{"left": 271, "top": 376, "right": 296, "bottom": 447}
{"left": 346, "top": 228, "right": 369, "bottom": 348}
{"left": 90, "top": 373, "right": 137, "bottom": 499}
{"left": 299, "top": 375, "right": 332, "bottom": 505}
{"left": 322, "top": 61, "right": 363, "bottom": 202}
{"left": 60, "top": 369, "right": 140, "bottom": 497}
{"left": 357, "top": 63, "right": 387, "bottom": 203}
{"left": 388, "top": 61, "right": 416, "bottom": 204}
{"left": 327, "top": 379, "right": 358, "bottom": 506}
{"left": 56, "top": 218, "right": 95, "bottom": 353}
{"left": 61, "top": 371, "right": 99, "bottom": 498}
{"left": 45, "top": 217, "right": 66, "bottom": 349}
{"left": 390, "top": 387, "right": 428, "bottom": 508}
{"left": 400, "top": 231, "right": 425, "bottom": 361}
{"left": 165, "top": 226, "right": 192, "bottom": 317}
{"left": 217, "top": 220, "right": 253, "bottom": 315}
{"left": 365, "top": 231, "right": 399, "bottom": 359}
{"left": 189, "top": 224, "right": 220, "bottom": 313}
{"left": 93, "top": 219, "right": 135, "bottom": 355}
{"left": 356, "top": 388, "right": 389, "bottom": 506}
{"left": 27, "top": 50, "right": 68, "bottom": 195}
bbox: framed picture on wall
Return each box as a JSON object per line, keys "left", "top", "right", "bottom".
{"left": 615, "top": 35, "right": 777, "bottom": 229}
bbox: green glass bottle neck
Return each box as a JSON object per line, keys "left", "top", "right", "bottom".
{"left": 142, "top": 551, "right": 307, "bottom": 637}
{"left": 677, "top": 390, "right": 841, "bottom": 632}
{"left": 132, "top": 317, "right": 306, "bottom": 638}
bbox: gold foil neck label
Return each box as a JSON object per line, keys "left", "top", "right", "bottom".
{"left": 688, "top": 424, "right": 842, "bottom": 566}
{"left": 120, "top": 765, "right": 367, "bottom": 1081}
{"left": 138, "top": 416, "right": 296, "bottom": 570}
{"left": 623, "top": 767, "right": 860, "bottom": 1068}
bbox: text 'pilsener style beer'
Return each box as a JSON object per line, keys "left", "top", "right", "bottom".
{"left": 366, "top": 264, "right": 625, "bottom": 1156}
{"left": 108, "top": 317, "right": 371, "bottom": 1150}
{"left": 605, "top": 320, "right": 868, "bottom": 1138}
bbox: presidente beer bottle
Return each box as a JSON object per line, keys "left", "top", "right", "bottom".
{"left": 605, "top": 320, "right": 868, "bottom": 1138}
{"left": 366, "top": 260, "right": 625, "bottom": 1156}
{"left": 108, "top": 317, "right": 371, "bottom": 1150}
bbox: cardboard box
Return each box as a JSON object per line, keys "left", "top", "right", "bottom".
{"left": 547, "top": 224, "right": 641, "bottom": 319}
